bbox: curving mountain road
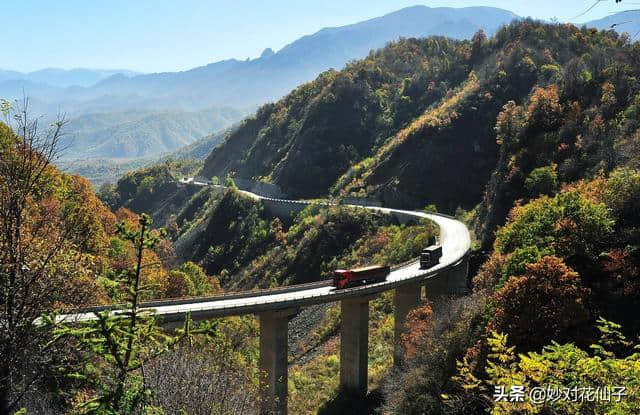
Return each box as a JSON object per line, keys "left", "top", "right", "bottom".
{"left": 59, "top": 189, "right": 471, "bottom": 323}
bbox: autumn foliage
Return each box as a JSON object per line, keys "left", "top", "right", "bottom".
{"left": 401, "top": 303, "right": 434, "bottom": 359}
{"left": 489, "top": 256, "right": 591, "bottom": 352}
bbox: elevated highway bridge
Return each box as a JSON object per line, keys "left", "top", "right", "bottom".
{"left": 61, "top": 188, "right": 472, "bottom": 415}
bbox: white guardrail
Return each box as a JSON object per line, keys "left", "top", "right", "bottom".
{"left": 58, "top": 188, "right": 471, "bottom": 323}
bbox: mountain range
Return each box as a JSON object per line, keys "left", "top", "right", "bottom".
{"left": 1, "top": 6, "right": 520, "bottom": 115}
{"left": 197, "top": 16, "right": 640, "bottom": 220}
{"left": 4, "top": 7, "right": 639, "bottom": 116}
{"left": 585, "top": 10, "right": 640, "bottom": 37}
{"left": 4, "top": 5, "right": 636, "bottom": 184}
{"left": 81, "top": 6, "right": 520, "bottom": 110}
{"left": 0, "top": 68, "right": 139, "bottom": 88}
{"left": 30, "top": 5, "right": 523, "bottom": 181}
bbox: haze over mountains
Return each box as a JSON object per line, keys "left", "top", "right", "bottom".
{"left": 0, "top": 68, "right": 139, "bottom": 88}
{"left": 4, "top": 6, "right": 638, "bottom": 115}
{"left": 1, "top": 6, "right": 519, "bottom": 115}
{"left": 60, "top": 106, "right": 243, "bottom": 159}
{"left": 80, "top": 6, "right": 520, "bottom": 110}
{"left": 584, "top": 10, "right": 640, "bottom": 38}
{"left": 2, "top": 5, "right": 637, "bottom": 183}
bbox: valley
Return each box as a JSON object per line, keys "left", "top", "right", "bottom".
{"left": 2, "top": 3, "right": 640, "bottom": 415}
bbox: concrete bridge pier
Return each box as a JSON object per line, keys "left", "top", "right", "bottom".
{"left": 393, "top": 283, "right": 423, "bottom": 365}
{"left": 259, "top": 308, "right": 298, "bottom": 415}
{"left": 340, "top": 296, "right": 374, "bottom": 396}
{"left": 455, "top": 259, "right": 470, "bottom": 293}
{"left": 424, "top": 258, "right": 470, "bottom": 300}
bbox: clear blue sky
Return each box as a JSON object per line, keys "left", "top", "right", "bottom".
{"left": 4, "top": 1, "right": 637, "bottom": 73}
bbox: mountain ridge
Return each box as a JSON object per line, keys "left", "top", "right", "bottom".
{"left": 0, "top": 67, "right": 139, "bottom": 88}
{"left": 1, "top": 5, "right": 519, "bottom": 114}
{"left": 581, "top": 9, "right": 640, "bottom": 39}
{"left": 197, "top": 19, "right": 640, "bottom": 225}
{"left": 4, "top": 7, "right": 637, "bottom": 116}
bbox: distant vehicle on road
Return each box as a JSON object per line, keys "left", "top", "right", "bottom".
{"left": 420, "top": 245, "right": 442, "bottom": 269}
{"left": 332, "top": 265, "right": 390, "bottom": 289}
{"left": 179, "top": 177, "right": 210, "bottom": 186}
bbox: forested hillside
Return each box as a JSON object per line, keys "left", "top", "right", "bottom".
{"left": 195, "top": 22, "right": 640, "bottom": 413}
{"left": 0, "top": 111, "right": 231, "bottom": 412}
{"left": 160, "top": 127, "right": 233, "bottom": 161}
{"left": 201, "top": 21, "right": 640, "bottom": 241}
{"left": 98, "top": 161, "right": 203, "bottom": 225}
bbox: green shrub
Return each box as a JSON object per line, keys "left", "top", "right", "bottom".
{"left": 454, "top": 320, "right": 640, "bottom": 414}
{"left": 524, "top": 164, "right": 558, "bottom": 196}
{"left": 495, "top": 191, "right": 613, "bottom": 259}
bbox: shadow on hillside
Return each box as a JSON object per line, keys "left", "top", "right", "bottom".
{"left": 317, "top": 388, "right": 384, "bottom": 415}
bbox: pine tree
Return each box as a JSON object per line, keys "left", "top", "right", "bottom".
{"left": 54, "top": 214, "right": 209, "bottom": 414}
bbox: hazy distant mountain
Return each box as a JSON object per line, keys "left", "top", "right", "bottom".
{"left": 7, "top": 7, "right": 640, "bottom": 118}
{"left": 0, "top": 69, "right": 23, "bottom": 82}
{"left": 1, "top": 6, "right": 518, "bottom": 114}
{"left": 0, "top": 67, "right": 139, "bottom": 88}
{"left": 585, "top": 10, "right": 640, "bottom": 38}
{"left": 61, "top": 106, "right": 245, "bottom": 159}
{"left": 274, "top": 6, "right": 517, "bottom": 68}
{"left": 58, "top": 125, "right": 236, "bottom": 186}
{"left": 86, "top": 6, "right": 518, "bottom": 109}
{"left": 161, "top": 128, "right": 233, "bottom": 161}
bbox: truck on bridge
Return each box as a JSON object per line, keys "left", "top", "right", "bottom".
{"left": 332, "top": 265, "right": 390, "bottom": 289}
{"left": 420, "top": 245, "right": 442, "bottom": 269}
